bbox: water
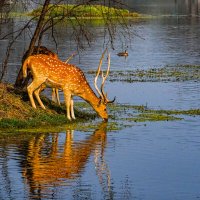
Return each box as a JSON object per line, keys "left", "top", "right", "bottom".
{"left": 1, "top": 17, "right": 200, "bottom": 81}
{"left": 0, "top": 5, "right": 200, "bottom": 200}
{"left": 1, "top": 119, "right": 200, "bottom": 199}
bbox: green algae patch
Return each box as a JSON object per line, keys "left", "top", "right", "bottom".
{"left": 146, "top": 108, "right": 200, "bottom": 116}
{"left": 108, "top": 103, "right": 200, "bottom": 125}
{"left": 127, "top": 113, "right": 181, "bottom": 122}
{"left": 120, "top": 104, "right": 200, "bottom": 116}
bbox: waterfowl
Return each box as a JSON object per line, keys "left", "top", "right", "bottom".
{"left": 117, "top": 50, "right": 128, "bottom": 57}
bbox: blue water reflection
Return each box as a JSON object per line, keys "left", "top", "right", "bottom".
{"left": 107, "top": 81, "right": 200, "bottom": 110}
{"left": 1, "top": 118, "right": 200, "bottom": 199}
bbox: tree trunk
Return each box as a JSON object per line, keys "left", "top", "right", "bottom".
{"left": 14, "top": 0, "right": 51, "bottom": 88}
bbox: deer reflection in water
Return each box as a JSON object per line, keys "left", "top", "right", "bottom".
{"left": 22, "top": 122, "right": 112, "bottom": 198}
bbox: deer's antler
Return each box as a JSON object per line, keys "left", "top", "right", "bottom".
{"left": 101, "top": 53, "right": 116, "bottom": 103}
{"left": 94, "top": 49, "right": 107, "bottom": 99}
{"left": 94, "top": 49, "right": 116, "bottom": 104}
{"left": 65, "top": 52, "right": 76, "bottom": 63}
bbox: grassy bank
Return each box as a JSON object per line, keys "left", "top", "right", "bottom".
{"left": 0, "top": 83, "right": 96, "bottom": 131}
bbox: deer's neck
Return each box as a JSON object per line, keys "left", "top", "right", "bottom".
{"left": 79, "top": 84, "right": 100, "bottom": 108}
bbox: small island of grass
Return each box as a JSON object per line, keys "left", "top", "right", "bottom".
{"left": 29, "top": 4, "right": 142, "bottom": 19}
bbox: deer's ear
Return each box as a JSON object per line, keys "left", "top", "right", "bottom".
{"left": 98, "top": 98, "right": 103, "bottom": 106}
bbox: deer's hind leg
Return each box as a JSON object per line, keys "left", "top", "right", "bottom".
{"left": 34, "top": 84, "right": 46, "bottom": 110}
{"left": 27, "top": 78, "right": 46, "bottom": 109}
{"left": 52, "top": 88, "right": 60, "bottom": 106}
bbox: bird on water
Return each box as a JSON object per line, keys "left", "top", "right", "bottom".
{"left": 117, "top": 50, "right": 128, "bottom": 57}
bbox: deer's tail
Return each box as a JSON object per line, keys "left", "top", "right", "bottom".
{"left": 22, "top": 58, "right": 30, "bottom": 78}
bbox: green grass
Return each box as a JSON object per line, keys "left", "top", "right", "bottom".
{"left": 0, "top": 108, "right": 96, "bottom": 130}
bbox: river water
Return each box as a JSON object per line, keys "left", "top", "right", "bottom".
{"left": 0, "top": 4, "right": 200, "bottom": 200}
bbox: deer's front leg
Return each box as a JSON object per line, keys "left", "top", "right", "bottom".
{"left": 55, "top": 89, "right": 60, "bottom": 106}
{"left": 70, "top": 99, "right": 76, "bottom": 120}
{"left": 64, "top": 91, "right": 72, "bottom": 121}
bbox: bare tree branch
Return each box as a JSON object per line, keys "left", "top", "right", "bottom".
{"left": 0, "top": 0, "right": 133, "bottom": 86}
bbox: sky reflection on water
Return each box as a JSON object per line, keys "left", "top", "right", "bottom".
{"left": 107, "top": 81, "right": 200, "bottom": 110}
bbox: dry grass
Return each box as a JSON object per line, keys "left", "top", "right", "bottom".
{"left": 0, "top": 83, "right": 32, "bottom": 119}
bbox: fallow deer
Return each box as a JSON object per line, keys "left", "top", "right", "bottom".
{"left": 22, "top": 50, "right": 115, "bottom": 121}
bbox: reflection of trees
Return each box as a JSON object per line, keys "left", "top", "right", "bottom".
{"left": 126, "top": 0, "right": 200, "bottom": 16}
{"left": 0, "top": 145, "right": 13, "bottom": 200}
{"left": 185, "top": 0, "right": 200, "bottom": 16}
{"left": 171, "top": 0, "right": 200, "bottom": 15}
{"left": 21, "top": 122, "right": 114, "bottom": 199}
{"left": 0, "top": 1, "right": 11, "bottom": 23}
{"left": 0, "top": 19, "right": 14, "bottom": 66}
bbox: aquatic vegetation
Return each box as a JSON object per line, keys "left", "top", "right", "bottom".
{"left": 145, "top": 108, "right": 200, "bottom": 116}
{"left": 98, "top": 65, "right": 200, "bottom": 82}
{"left": 108, "top": 103, "right": 200, "bottom": 124}
{"left": 126, "top": 113, "right": 181, "bottom": 122}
